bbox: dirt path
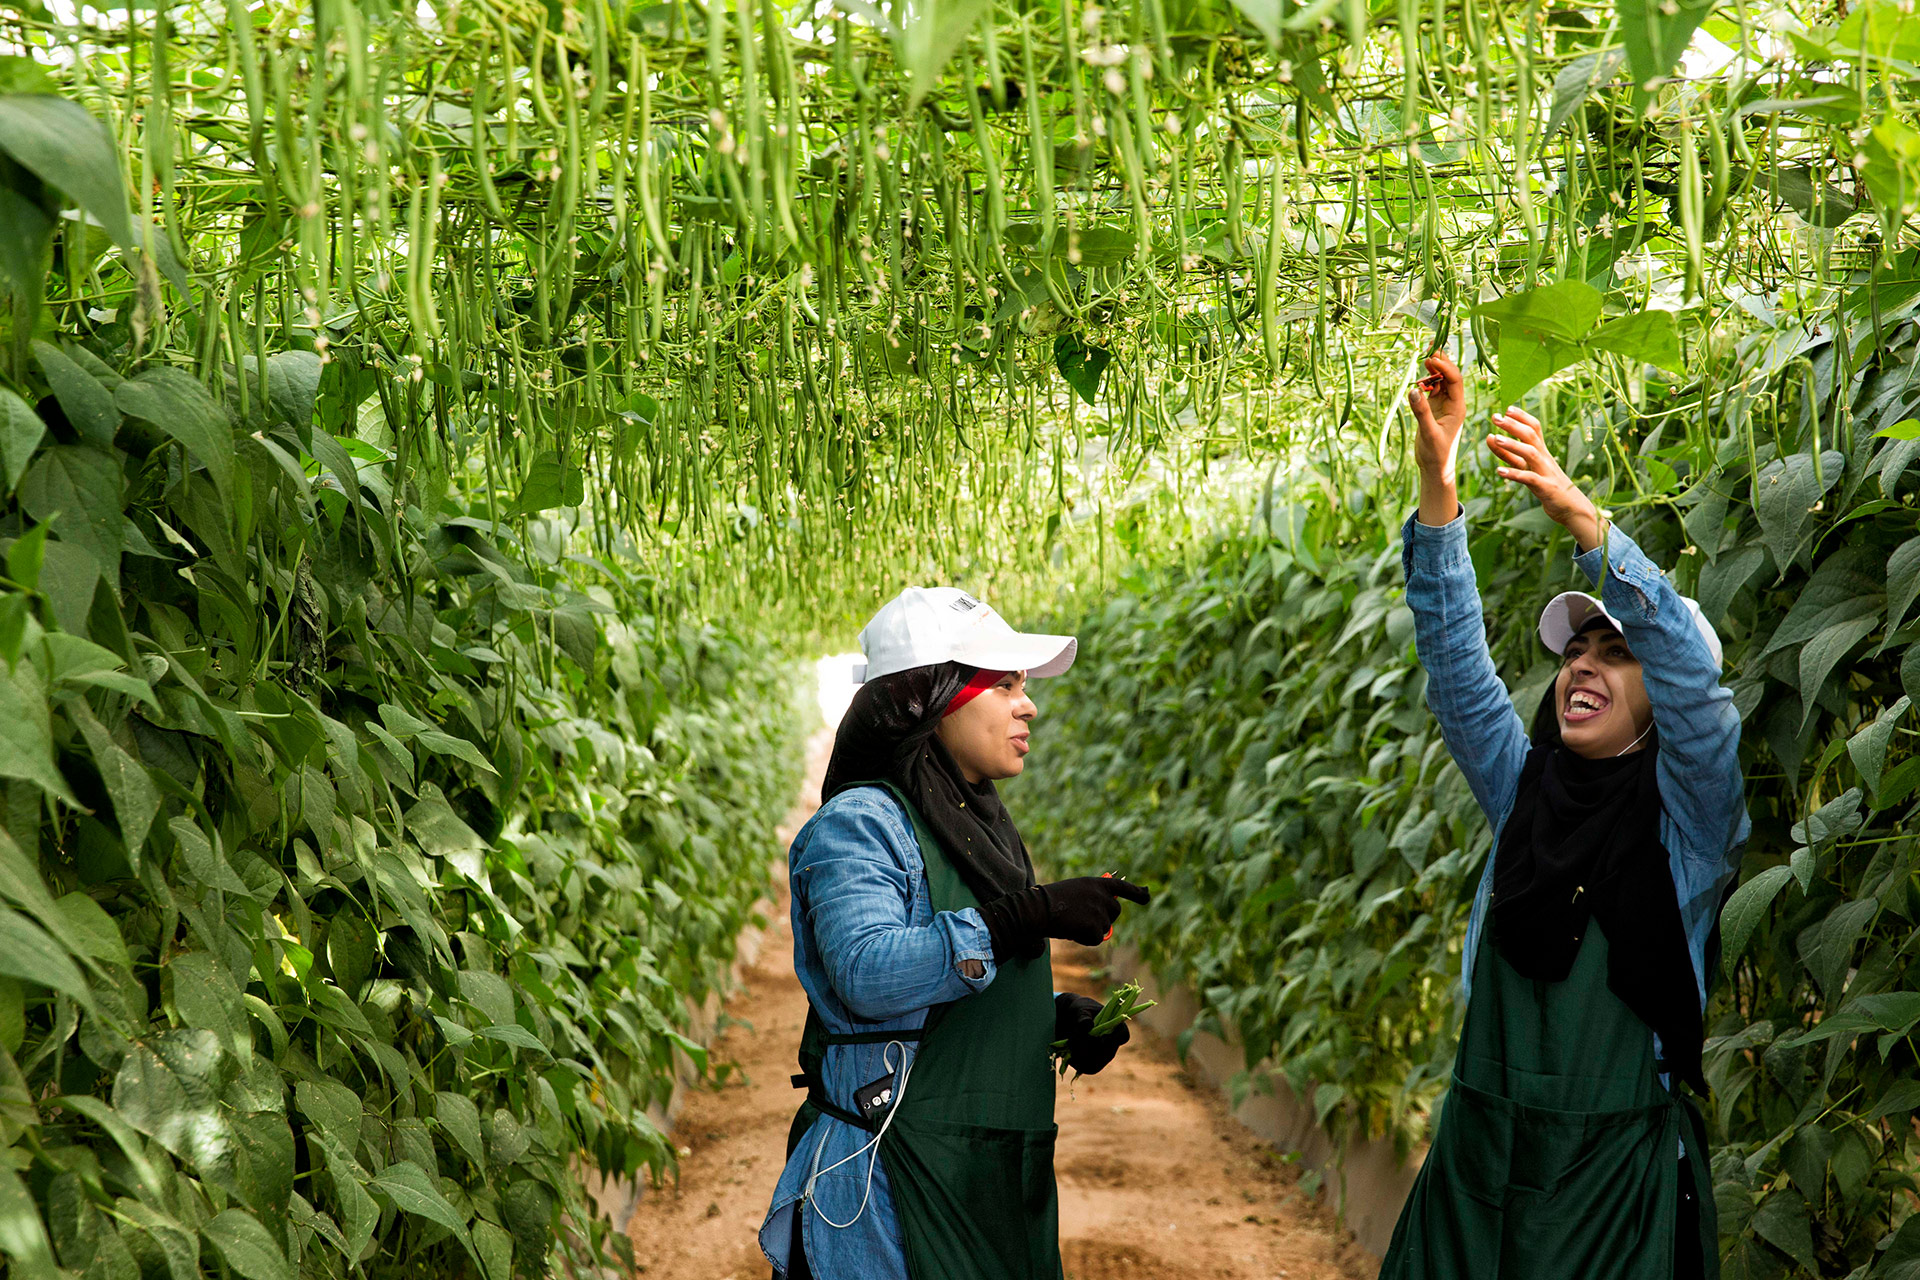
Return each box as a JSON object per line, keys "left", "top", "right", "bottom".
{"left": 627, "top": 733, "right": 1375, "bottom": 1280}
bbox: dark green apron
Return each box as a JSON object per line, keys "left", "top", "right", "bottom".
{"left": 1380, "top": 921, "right": 1717, "bottom": 1280}
{"left": 788, "top": 783, "right": 1064, "bottom": 1280}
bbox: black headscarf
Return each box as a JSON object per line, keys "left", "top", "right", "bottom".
{"left": 1490, "top": 682, "right": 1707, "bottom": 1094}
{"left": 821, "top": 662, "right": 1037, "bottom": 905}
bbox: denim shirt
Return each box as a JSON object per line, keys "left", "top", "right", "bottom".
{"left": 1400, "top": 512, "right": 1749, "bottom": 1055}
{"left": 758, "top": 787, "right": 998, "bottom": 1278}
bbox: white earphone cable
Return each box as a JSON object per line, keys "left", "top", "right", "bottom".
{"left": 802, "top": 1040, "right": 914, "bottom": 1231}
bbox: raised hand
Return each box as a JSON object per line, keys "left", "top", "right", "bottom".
{"left": 1407, "top": 352, "right": 1467, "bottom": 527}
{"left": 1487, "top": 406, "right": 1604, "bottom": 552}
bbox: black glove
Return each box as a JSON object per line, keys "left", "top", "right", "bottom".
{"left": 977, "top": 876, "right": 1152, "bottom": 962}
{"left": 1054, "top": 992, "right": 1129, "bottom": 1076}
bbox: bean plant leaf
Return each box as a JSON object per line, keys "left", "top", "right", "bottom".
{"left": 1618, "top": 0, "right": 1715, "bottom": 89}
{"left": 434, "top": 1091, "right": 485, "bottom": 1167}
{"left": 1847, "top": 695, "right": 1910, "bottom": 795}
{"left": 0, "top": 906, "right": 90, "bottom": 1005}
{"left": 30, "top": 340, "right": 118, "bottom": 447}
{"left": 1054, "top": 334, "right": 1112, "bottom": 406}
{"left": 1795, "top": 898, "right": 1879, "bottom": 1001}
{"left": 898, "top": 0, "right": 992, "bottom": 108}
{"left": 0, "top": 389, "right": 45, "bottom": 494}
{"left": 1586, "top": 309, "right": 1684, "bottom": 372}
{"left": 369, "top": 1161, "right": 473, "bottom": 1253}
{"left": 68, "top": 702, "right": 159, "bottom": 865}
{"left": 0, "top": 1162, "right": 58, "bottom": 1280}
{"left": 53, "top": 892, "right": 128, "bottom": 968}
{"left": 17, "top": 444, "right": 124, "bottom": 588}
{"left": 0, "top": 94, "right": 136, "bottom": 250}
{"left": 0, "top": 662, "right": 80, "bottom": 807}
{"left": 1749, "top": 1187, "right": 1818, "bottom": 1273}
{"left": 200, "top": 1209, "right": 292, "bottom": 1280}
{"left": 1797, "top": 613, "right": 1879, "bottom": 726}
{"left": 512, "top": 452, "right": 584, "bottom": 514}
{"left": 1751, "top": 451, "right": 1845, "bottom": 566}
{"left": 1720, "top": 865, "right": 1794, "bottom": 978}
{"left": 1546, "top": 48, "right": 1625, "bottom": 137}
{"left": 114, "top": 366, "right": 235, "bottom": 501}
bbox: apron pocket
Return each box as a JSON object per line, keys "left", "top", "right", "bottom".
{"left": 881, "top": 1116, "right": 1060, "bottom": 1280}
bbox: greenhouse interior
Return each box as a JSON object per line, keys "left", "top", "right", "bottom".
{"left": 0, "top": 0, "right": 1917, "bottom": 1276}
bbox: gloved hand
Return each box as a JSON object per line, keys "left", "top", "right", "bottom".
{"left": 1054, "top": 991, "right": 1129, "bottom": 1075}
{"left": 977, "top": 876, "right": 1152, "bottom": 962}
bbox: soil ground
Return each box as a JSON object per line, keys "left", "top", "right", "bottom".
{"left": 626, "top": 733, "right": 1376, "bottom": 1280}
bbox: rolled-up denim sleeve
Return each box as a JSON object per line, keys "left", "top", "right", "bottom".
{"left": 1575, "top": 527, "right": 1745, "bottom": 870}
{"left": 1400, "top": 510, "right": 1530, "bottom": 828}
{"left": 794, "top": 798, "right": 995, "bottom": 1021}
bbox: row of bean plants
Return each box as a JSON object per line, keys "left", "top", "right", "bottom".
{"left": 1018, "top": 253, "right": 1920, "bottom": 1280}
{"left": 0, "top": 106, "right": 806, "bottom": 1280}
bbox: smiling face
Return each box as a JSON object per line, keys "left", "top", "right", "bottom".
{"left": 1554, "top": 624, "right": 1654, "bottom": 758}
{"left": 935, "top": 671, "right": 1037, "bottom": 783}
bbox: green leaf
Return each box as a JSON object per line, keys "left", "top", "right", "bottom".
{"left": 1054, "top": 334, "right": 1112, "bottom": 406}
{"left": 255, "top": 350, "right": 321, "bottom": 429}
{"left": 168, "top": 951, "right": 248, "bottom": 1060}
{"left": 1796, "top": 612, "right": 1879, "bottom": 726}
{"left": 1864, "top": 1078, "right": 1920, "bottom": 1124}
{"left": 1860, "top": 118, "right": 1920, "bottom": 218}
{"left": 1751, "top": 451, "right": 1845, "bottom": 567}
{"left": 1847, "top": 695, "right": 1910, "bottom": 795}
{"left": 1720, "top": 865, "right": 1795, "bottom": 978}
{"left": 293, "top": 1079, "right": 362, "bottom": 1149}
{"left": 0, "top": 661, "right": 80, "bottom": 807}
{"left": 1586, "top": 309, "right": 1684, "bottom": 372}
{"left": 0, "top": 389, "right": 45, "bottom": 495}
{"left": 55, "top": 892, "right": 128, "bottom": 967}
{"left": 435, "top": 1091, "right": 486, "bottom": 1167}
{"left": 114, "top": 366, "right": 235, "bottom": 501}
{"left": 31, "top": 340, "right": 120, "bottom": 447}
{"left": 1749, "top": 1188, "right": 1817, "bottom": 1274}
{"left": 1795, "top": 898, "right": 1879, "bottom": 1001}
{"left": 201, "top": 1210, "right": 291, "bottom": 1280}
{"left": 1696, "top": 545, "right": 1766, "bottom": 626}
{"left": 67, "top": 702, "right": 159, "bottom": 864}
{"left": 17, "top": 444, "right": 124, "bottom": 588}
{"left": 0, "top": 904, "right": 92, "bottom": 1004}
{"left": 1875, "top": 417, "right": 1920, "bottom": 441}
{"left": 52, "top": 1094, "right": 169, "bottom": 1203}
{"left": 1472, "top": 281, "right": 1602, "bottom": 401}
{"left": 369, "top": 1160, "right": 473, "bottom": 1253}
{"left": 1546, "top": 48, "right": 1625, "bottom": 137}
{"left": 416, "top": 729, "right": 499, "bottom": 775}
{"left": 0, "top": 95, "right": 136, "bottom": 250}
{"left": 0, "top": 1161, "right": 59, "bottom": 1280}
{"left": 323, "top": 913, "right": 376, "bottom": 997}
{"left": 512, "top": 452, "right": 584, "bottom": 514}
{"left": 1618, "top": 0, "right": 1714, "bottom": 89}
{"left": 112, "top": 1030, "right": 231, "bottom": 1166}
{"left": 899, "top": 0, "right": 992, "bottom": 108}
{"left": 1471, "top": 280, "right": 1602, "bottom": 344}
{"left": 471, "top": 1219, "right": 514, "bottom": 1280}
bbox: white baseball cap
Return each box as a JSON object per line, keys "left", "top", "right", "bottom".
{"left": 852, "top": 587, "right": 1078, "bottom": 683}
{"left": 1538, "top": 590, "right": 1723, "bottom": 667}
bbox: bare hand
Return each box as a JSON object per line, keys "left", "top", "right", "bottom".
{"left": 1486, "top": 407, "right": 1604, "bottom": 551}
{"left": 1408, "top": 352, "right": 1466, "bottom": 527}
{"left": 1407, "top": 352, "right": 1466, "bottom": 479}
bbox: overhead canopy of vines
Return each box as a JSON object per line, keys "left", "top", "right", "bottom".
{"left": 1, "top": 0, "right": 1917, "bottom": 616}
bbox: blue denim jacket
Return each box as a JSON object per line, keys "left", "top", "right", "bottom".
{"left": 1400, "top": 512, "right": 1749, "bottom": 1047}
{"left": 758, "top": 786, "right": 998, "bottom": 1278}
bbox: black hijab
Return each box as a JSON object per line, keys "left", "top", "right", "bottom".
{"left": 821, "top": 662, "right": 1037, "bottom": 905}
{"left": 1490, "top": 681, "right": 1707, "bottom": 1094}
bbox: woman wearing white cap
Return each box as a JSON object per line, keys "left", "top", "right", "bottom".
{"left": 759, "top": 588, "right": 1150, "bottom": 1280}
{"left": 1380, "top": 355, "right": 1748, "bottom": 1280}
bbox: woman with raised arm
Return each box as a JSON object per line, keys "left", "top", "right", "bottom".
{"left": 759, "top": 587, "right": 1150, "bottom": 1280}
{"left": 1379, "top": 356, "right": 1748, "bottom": 1280}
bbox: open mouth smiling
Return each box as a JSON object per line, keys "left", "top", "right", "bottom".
{"left": 1564, "top": 687, "right": 1610, "bottom": 722}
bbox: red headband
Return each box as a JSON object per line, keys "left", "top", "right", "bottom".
{"left": 942, "top": 669, "right": 1008, "bottom": 718}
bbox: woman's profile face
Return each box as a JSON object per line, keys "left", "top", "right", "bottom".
{"left": 1554, "top": 626, "right": 1653, "bottom": 758}
{"left": 935, "top": 671, "right": 1037, "bottom": 783}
